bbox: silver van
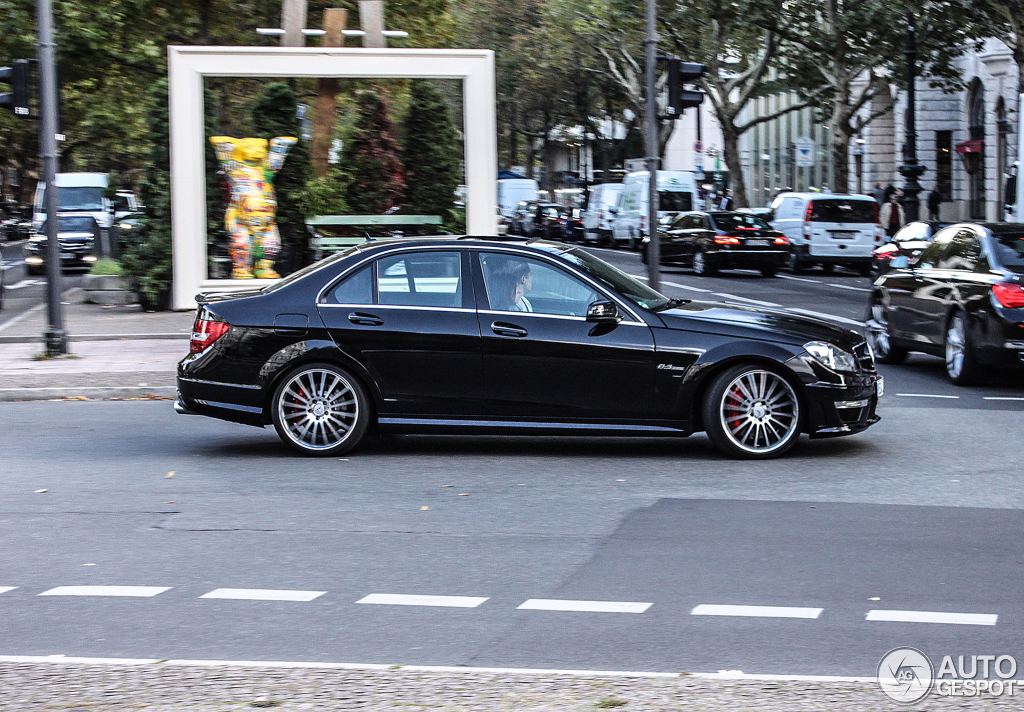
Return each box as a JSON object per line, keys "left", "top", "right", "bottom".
{"left": 770, "top": 192, "right": 883, "bottom": 275}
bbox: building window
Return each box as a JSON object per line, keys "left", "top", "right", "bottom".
{"left": 997, "top": 97, "right": 1011, "bottom": 220}
{"left": 936, "top": 130, "right": 952, "bottom": 201}
{"left": 968, "top": 81, "right": 986, "bottom": 220}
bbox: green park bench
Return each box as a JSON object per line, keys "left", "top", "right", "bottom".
{"left": 306, "top": 215, "right": 444, "bottom": 256}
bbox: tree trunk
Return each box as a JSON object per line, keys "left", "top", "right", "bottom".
{"left": 310, "top": 9, "right": 347, "bottom": 178}
{"left": 720, "top": 123, "right": 748, "bottom": 209}
{"left": 830, "top": 102, "right": 854, "bottom": 194}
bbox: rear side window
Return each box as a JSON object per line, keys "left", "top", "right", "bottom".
{"left": 808, "top": 199, "right": 875, "bottom": 223}
{"left": 324, "top": 264, "right": 372, "bottom": 304}
{"left": 990, "top": 233, "right": 1024, "bottom": 273}
{"left": 377, "top": 251, "right": 462, "bottom": 308}
{"left": 659, "top": 191, "right": 692, "bottom": 212}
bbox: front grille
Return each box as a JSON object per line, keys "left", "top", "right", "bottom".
{"left": 853, "top": 340, "right": 875, "bottom": 372}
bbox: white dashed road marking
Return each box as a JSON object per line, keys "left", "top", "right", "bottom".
{"left": 711, "top": 293, "right": 782, "bottom": 307}
{"left": 826, "top": 282, "right": 871, "bottom": 293}
{"left": 200, "top": 588, "right": 326, "bottom": 602}
{"left": 356, "top": 594, "right": 488, "bottom": 608}
{"left": 0, "top": 587, "right": 16, "bottom": 595}
{"left": 776, "top": 274, "right": 825, "bottom": 285}
{"left": 983, "top": 396, "right": 1024, "bottom": 401}
{"left": 38, "top": 586, "right": 171, "bottom": 597}
{"left": 517, "top": 599, "right": 652, "bottom": 613}
{"left": 866, "top": 610, "right": 997, "bottom": 626}
{"left": 895, "top": 393, "right": 960, "bottom": 399}
{"left": 691, "top": 604, "right": 823, "bottom": 619}
{"left": 660, "top": 279, "right": 713, "bottom": 293}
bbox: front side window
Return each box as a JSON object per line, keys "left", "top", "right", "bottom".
{"left": 377, "top": 251, "right": 462, "bottom": 308}
{"left": 480, "top": 252, "right": 600, "bottom": 317}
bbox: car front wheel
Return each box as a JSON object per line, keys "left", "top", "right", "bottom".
{"left": 271, "top": 363, "right": 371, "bottom": 456}
{"left": 692, "top": 250, "right": 717, "bottom": 276}
{"left": 945, "top": 311, "right": 981, "bottom": 386}
{"left": 702, "top": 364, "right": 802, "bottom": 459}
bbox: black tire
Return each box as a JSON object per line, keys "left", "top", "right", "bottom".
{"left": 857, "top": 263, "right": 872, "bottom": 278}
{"left": 702, "top": 363, "right": 802, "bottom": 459}
{"left": 271, "top": 362, "right": 371, "bottom": 456}
{"left": 628, "top": 230, "right": 640, "bottom": 251}
{"left": 944, "top": 311, "right": 981, "bottom": 386}
{"left": 819, "top": 263, "right": 834, "bottom": 274}
{"left": 788, "top": 250, "right": 806, "bottom": 274}
{"left": 866, "top": 298, "right": 908, "bottom": 364}
{"left": 760, "top": 266, "right": 778, "bottom": 278}
{"left": 692, "top": 250, "right": 717, "bottom": 277}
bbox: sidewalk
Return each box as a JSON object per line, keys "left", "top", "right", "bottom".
{"left": 0, "top": 289, "right": 193, "bottom": 401}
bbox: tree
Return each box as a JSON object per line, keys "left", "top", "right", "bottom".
{"left": 251, "top": 82, "right": 310, "bottom": 275}
{"left": 401, "top": 79, "right": 461, "bottom": 227}
{"left": 341, "top": 90, "right": 405, "bottom": 214}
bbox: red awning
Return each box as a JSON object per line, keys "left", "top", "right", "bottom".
{"left": 955, "top": 139, "right": 984, "bottom": 154}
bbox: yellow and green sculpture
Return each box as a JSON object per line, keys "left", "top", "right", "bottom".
{"left": 209, "top": 135, "right": 298, "bottom": 279}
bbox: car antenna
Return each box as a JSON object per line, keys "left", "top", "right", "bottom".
{"left": 363, "top": 232, "right": 374, "bottom": 242}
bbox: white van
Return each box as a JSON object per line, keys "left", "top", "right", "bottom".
{"left": 581, "top": 183, "right": 623, "bottom": 246}
{"left": 612, "top": 171, "right": 697, "bottom": 250}
{"left": 34, "top": 173, "right": 111, "bottom": 232}
{"left": 497, "top": 178, "right": 539, "bottom": 218}
{"left": 769, "top": 192, "right": 884, "bottom": 275}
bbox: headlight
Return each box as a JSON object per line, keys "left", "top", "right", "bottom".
{"left": 804, "top": 341, "right": 857, "bottom": 372}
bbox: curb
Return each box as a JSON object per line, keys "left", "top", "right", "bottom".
{"left": 0, "top": 386, "right": 177, "bottom": 402}
{"left": 0, "top": 333, "right": 189, "bottom": 344}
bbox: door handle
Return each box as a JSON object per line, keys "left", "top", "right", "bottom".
{"left": 491, "top": 321, "right": 528, "bottom": 338}
{"left": 348, "top": 311, "right": 384, "bottom": 326}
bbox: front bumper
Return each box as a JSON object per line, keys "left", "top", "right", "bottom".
{"left": 803, "top": 372, "right": 881, "bottom": 438}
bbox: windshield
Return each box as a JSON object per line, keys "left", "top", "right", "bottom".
{"left": 560, "top": 247, "right": 671, "bottom": 310}
{"left": 39, "top": 216, "right": 96, "bottom": 234}
{"left": 990, "top": 233, "right": 1024, "bottom": 273}
{"left": 659, "top": 191, "right": 692, "bottom": 212}
{"left": 56, "top": 187, "right": 105, "bottom": 212}
{"left": 808, "top": 199, "right": 875, "bottom": 223}
{"left": 710, "top": 213, "right": 772, "bottom": 231}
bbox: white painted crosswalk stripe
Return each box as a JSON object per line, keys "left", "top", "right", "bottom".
{"left": 38, "top": 586, "right": 171, "bottom": 597}
{"left": 356, "top": 594, "right": 488, "bottom": 608}
{"left": 865, "top": 610, "right": 997, "bottom": 625}
{"left": 517, "top": 599, "right": 652, "bottom": 613}
{"left": 691, "top": 604, "right": 823, "bottom": 619}
{"left": 0, "top": 587, "right": 16, "bottom": 595}
{"left": 200, "top": 588, "right": 325, "bottom": 602}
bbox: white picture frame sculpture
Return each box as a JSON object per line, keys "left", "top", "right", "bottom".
{"left": 168, "top": 45, "right": 497, "bottom": 310}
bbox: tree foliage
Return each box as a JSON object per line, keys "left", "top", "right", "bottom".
{"left": 401, "top": 79, "right": 461, "bottom": 226}
{"left": 341, "top": 90, "right": 406, "bottom": 214}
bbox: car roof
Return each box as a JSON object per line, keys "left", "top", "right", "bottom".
{"left": 776, "top": 192, "right": 874, "bottom": 201}
{"left": 348, "top": 235, "right": 575, "bottom": 256}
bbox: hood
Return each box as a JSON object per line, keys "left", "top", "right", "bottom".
{"left": 657, "top": 300, "right": 863, "bottom": 350}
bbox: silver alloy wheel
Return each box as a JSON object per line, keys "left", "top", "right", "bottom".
{"left": 693, "top": 251, "right": 706, "bottom": 274}
{"left": 277, "top": 367, "right": 359, "bottom": 451}
{"left": 868, "top": 302, "right": 891, "bottom": 356}
{"left": 946, "top": 314, "right": 966, "bottom": 379}
{"left": 719, "top": 369, "right": 800, "bottom": 454}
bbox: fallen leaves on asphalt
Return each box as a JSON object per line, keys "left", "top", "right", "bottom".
{"left": 165, "top": 471, "right": 175, "bottom": 478}
{"left": 420, "top": 506, "right": 429, "bottom": 511}
{"left": 34, "top": 489, "right": 47, "bottom": 493}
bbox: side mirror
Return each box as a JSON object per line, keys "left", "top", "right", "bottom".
{"left": 890, "top": 255, "right": 911, "bottom": 270}
{"left": 586, "top": 300, "right": 621, "bottom": 323}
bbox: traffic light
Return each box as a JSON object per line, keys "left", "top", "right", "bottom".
{"left": 0, "top": 59, "right": 33, "bottom": 118}
{"left": 667, "top": 60, "right": 706, "bottom": 116}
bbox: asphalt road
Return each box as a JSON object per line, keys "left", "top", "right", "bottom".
{"left": 2, "top": 245, "right": 1024, "bottom": 677}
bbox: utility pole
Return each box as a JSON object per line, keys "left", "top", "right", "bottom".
{"left": 310, "top": 9, "right": 347, "bottom": 178}
{"left": 37, "top": 0, "right": 66, "bottom": 355}
{"left": 898, "top": 11, "right": 925, "bottom": 221}
{"left": 643, "top": 0, "right": 660, "bottom": 291}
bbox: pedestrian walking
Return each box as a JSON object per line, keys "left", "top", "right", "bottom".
{"left": 927, "top": 187, "right": 942, "bottom": 221}
{"left": 871, "top": 182, "right": 885, "bottom": 205}
{"left": 879, "top": 193, "right": 905, "bottom": 237}
{"left": 882, "top": 183, "right": 897, "bottom": 203}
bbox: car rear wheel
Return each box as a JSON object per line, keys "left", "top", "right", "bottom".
{"left": 945, "top": 311, "right": 981, "bottom": 386}
{"left": 760, "top": 266, "right": 778, "bottom": 278}
{"left": 819, "top": 263, "right": 834, "bottom": 274}
{"left": 693, "top": 250, "right": 717, "bottom": 276}
{"left": 702, "top": 364, "right": 802, "bottom": 459}
{"left": 866, "top": 300, "right": 907, "bottom": 364}
{"left": 788, "top": 250, "right": 806, "bottom": 274}
{"left": 272, "top": 363, "right": 370, "bottom": 456}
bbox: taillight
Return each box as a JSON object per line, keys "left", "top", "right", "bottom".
{"left": 773, "top": 236, "right": 789, "bottom": 245}
{"left": 190, "top": 313, "right": 231, "bottom": 354}
{"left": 715, "top": 235, "right": 741, "bottom": 245}
{"left": 993, "top": 282, "right": 1024, "bottom": 308}
{"left": 873, "top": 202, "right": 880, "bottom": 224}
{"left": 803, "top": 202, "right": 813, "bottom": 238}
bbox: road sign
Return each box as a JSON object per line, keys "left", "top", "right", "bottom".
{"left": 694, "top": 140, "right": 703, "bottom": 153}
{"left": 795, "top": 137, "right": 815, "bottom": 167}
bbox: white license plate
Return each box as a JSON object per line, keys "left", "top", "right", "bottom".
{"left": 830, "top": 231, "right": 857, "bottom": 239}
{"left": 876, "top": 377, "right": 884, "bottom": 398}
{"left": 747, "top": 239, "right": 771, "bottom": 246}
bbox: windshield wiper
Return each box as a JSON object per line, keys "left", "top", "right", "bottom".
{"left": 652, "top": 297, "right": 690, "bottom": 311}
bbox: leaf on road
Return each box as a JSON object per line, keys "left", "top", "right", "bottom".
{"left": 165, "top": 471, "right": 175, "bottom": 478}
{"left": 458, "top": 493, "right": 469, "bottom": 496}
{"left": 441, "top": 485, "right": 454, "bottom": 487}
{"left": 34, "top": 489, "right": 47, "bottom": 493}
{"left": 82, "top": 563, "right": 95, "bottom": 567}
{"left": 420, "top": 506, "right": 429, "bottom": 511}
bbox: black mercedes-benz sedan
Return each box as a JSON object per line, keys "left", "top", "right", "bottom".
{"left": 641, "top": 211, "right": 789, "bottom": 277}
{"left": 867, "top": 222, "right": 1024, "bottom": 385}
{"left": 177, "top": 237, "right": 880, "bottom": 459}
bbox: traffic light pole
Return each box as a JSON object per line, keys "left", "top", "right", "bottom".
{"left": 643, "top": 0, "right": 660, "bottom": 292}
{"left": 37, "top": 0, "right": 66, "bottom": 355}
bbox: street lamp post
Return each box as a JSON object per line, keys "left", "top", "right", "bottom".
{"left": 898, "top": 12, "right": 925, "bottom": 222}
{"left": 643, "top": 0, "right": 660, "bottom": 291}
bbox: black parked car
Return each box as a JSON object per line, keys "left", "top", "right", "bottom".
{"left": 870, "top": 220, "right": 951, "bottom": 278}
{"left": 177, "top": 237, "right": 881, "bottom": 459}
{"left": 521, "top": 202, "right": 567, "bottom": 240}
{"left": 867, "top": 222, "right": 1024, "bottom": 385}
{"left": 25, "top": 214, "right": 100, "bottom": 275}
{"left": 642, "top": 211, "right": 790, "bottom": 277}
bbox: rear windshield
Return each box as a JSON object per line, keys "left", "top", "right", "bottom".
{"left": 808, "top": 199, "right": 875, "bottom": 223}
{"left": 990, "top": 233, "right": 1024, "bottom": 273}
{"left": 659, "top": 191, "right": 692, "bottom": 212}
{"left": 710, "top": 213, "right": 772, "bottom": 231}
